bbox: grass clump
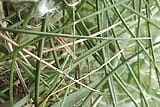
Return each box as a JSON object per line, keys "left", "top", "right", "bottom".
{"left": 0, "top": 0, "right": 160, "bottom": 107}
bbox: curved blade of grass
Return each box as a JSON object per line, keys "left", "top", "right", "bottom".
{"left": 96, "top": 0, "right": 117, "bottom": 106}
{"left": 121, "top": 4, "right": 160, "bottom": 30}
{"left": 67, "top": 40, "right": 112, "bottom": 72}
{"left": 109, "top": 0, "right": 149, "bottom": 106}
{"left": 104, "top": 5, "right": 139, "bottom": 106}
{"left": 154, "top": 0, "right": 160, "bottom": 11}
{"left": 75, "top": 7, "right": 138, "bottom": 106}
{"left": 80, "top": 41, "right": 160, "bottom": 106}
{"left": 145, "top": 0, "right": 160, "bottom": 89}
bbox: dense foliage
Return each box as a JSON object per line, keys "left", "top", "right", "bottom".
{"left": 0, "top": 0, "right": 160, "bottom": 107}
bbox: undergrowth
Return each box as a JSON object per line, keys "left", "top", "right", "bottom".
{"left": 0, "top": 0, "right": 160, "bottom": 107}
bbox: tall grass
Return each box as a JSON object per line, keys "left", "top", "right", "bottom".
{"left": 0, "top": 0, "right": 160, "bottom": 107}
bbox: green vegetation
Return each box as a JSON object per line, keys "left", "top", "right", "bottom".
{"left": 0, "top": 0, "right": 160, "bottom": 107}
